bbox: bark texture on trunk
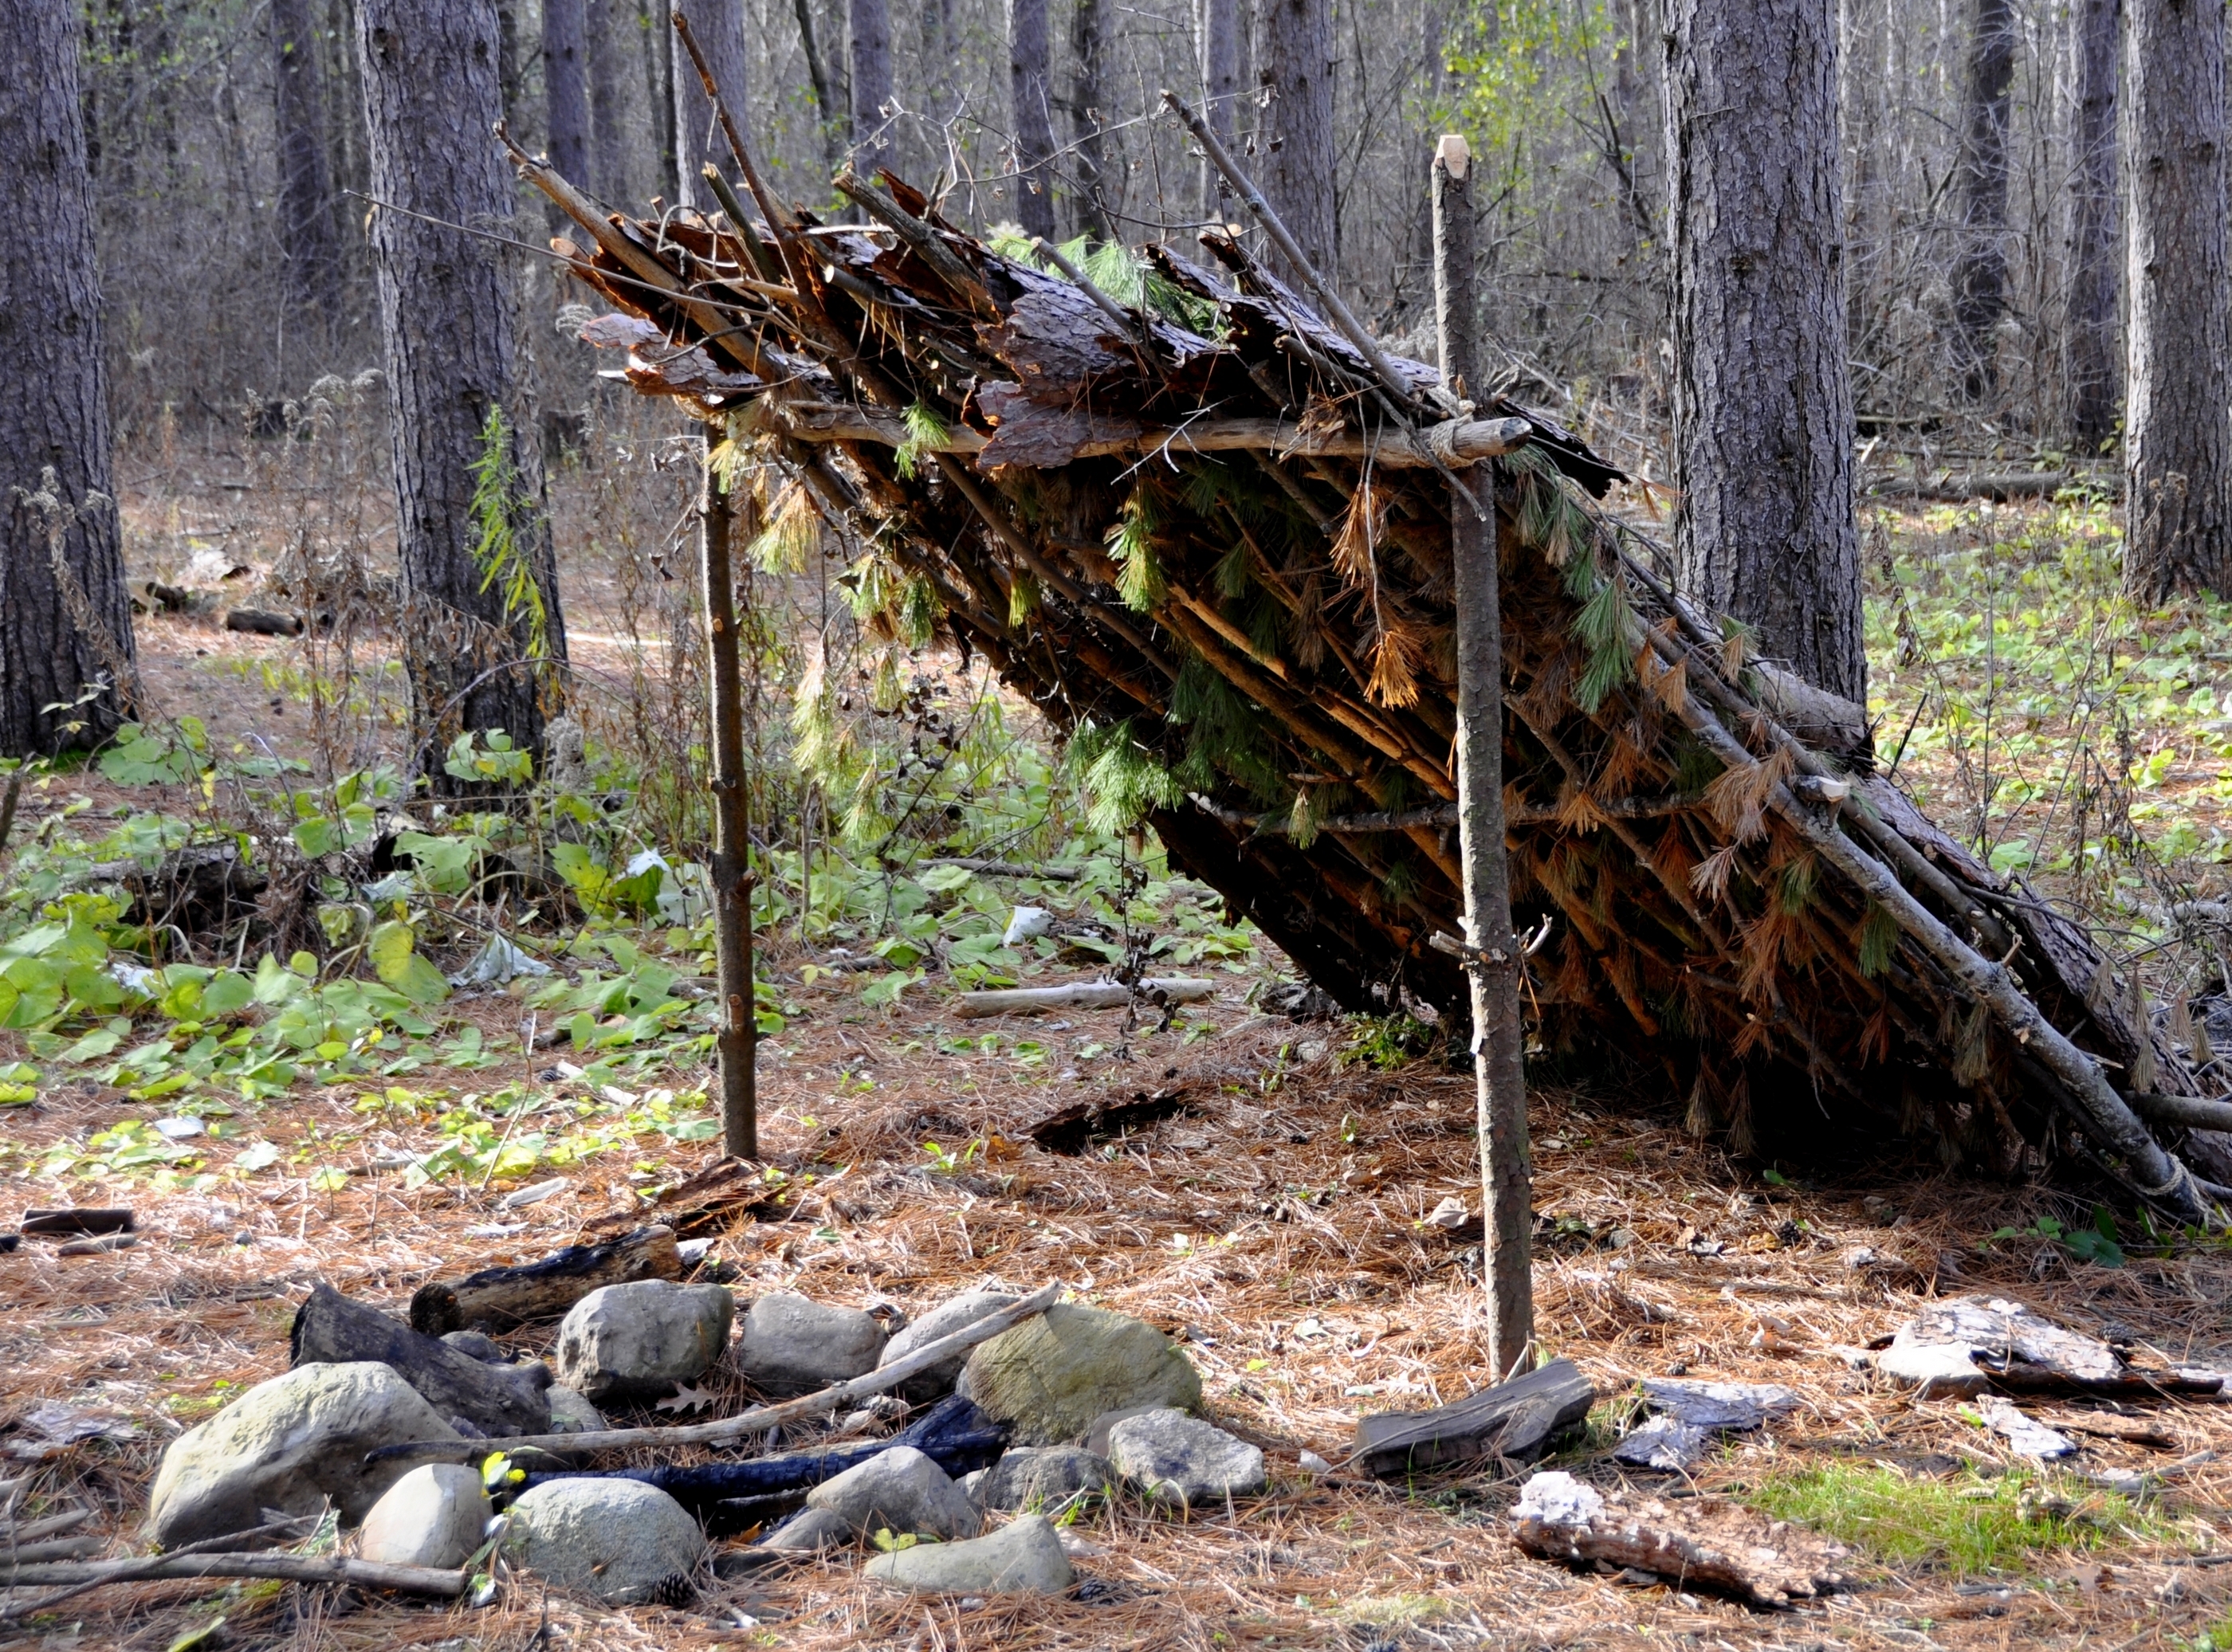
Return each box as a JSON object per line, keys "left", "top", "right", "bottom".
{"left": 1067, "top": 0, "right": 1108, "bottom": 237}
{"left": 1950, "top": 0, "right": 2014, "bottom": 399}
{"left": 357, "top": 0, "right": 566, "bottom": 779}
{"left": 2123, "top": 0, "right": 2232, "bottom": 598}
{"left": 2064, "top": 0, "right": 2120, "bottom": 446}
{"left": 1007, "top": 0, "right": 1058, "bottom": 237}
{"left": 644, "top": 0, "right": 678, "bottom": 201}
{"left": 1259, "top": 0, "right": 1336, "bottom": 280}
{"left": 0, "top": 0, "right": 136, "bottom": 758}
{"left": 850, "top": 0, "right": 893, "bottom": 173}
{"left": 270, "top": 0, "right": 343, "bottom": 324}
{"left": 1198, "top": 0, "right": 1240, "bottom": 217}
{"left": 671, "top": 0, "right": 746, "bottom": 209}
{"left": 543, "top": 0, "right": 591, "bottom": 218}
{"left": 585, "top": 0, "right": 630, "bottom": 198}
{"left": 1664, "top": 0, "right": 1862, "bottom": 701}
{"left": 699, "top": 451, "right": 759, "bottom": 1160}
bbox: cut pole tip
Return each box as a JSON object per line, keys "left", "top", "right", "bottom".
{"left": 1436, "top": 133, "right": 1471, "bottom": 181}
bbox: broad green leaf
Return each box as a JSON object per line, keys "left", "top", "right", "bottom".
{"left": 369, "top": 921, "right": 418, "bottom": 987}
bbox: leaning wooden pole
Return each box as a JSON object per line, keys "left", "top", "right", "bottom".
{"left": 699, "top": 441, "right": 758, "bottom": 1159}
{"left": 1434, "top": 134, "right": 1534, "bottom": 1379}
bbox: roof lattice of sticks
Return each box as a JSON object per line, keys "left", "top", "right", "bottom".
{"left": 501, "top": 88, "right": 2231, "bottom": 1219}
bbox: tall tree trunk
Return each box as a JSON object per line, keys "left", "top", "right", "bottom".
{"left": 270, "top": 0, "right": 344, "bottom": 327}
{"left": 1950, "top": 0, "right": 2014, "bottom": 401}
{"left": 1067, "top": 0, "right": 1108, "bottom": 237}
{"left": 849, "top": 0, "right": 892, "bottom": 173}
{"left": 2124, "top": 0, "right": 2232, "bottom": 596}
{"left": 356, "top": 0, "right": 566, "bottom": 782}
{"left": 1259, "top": 0, "right": 1336, "bottom": 281}
{"left": 2064, "top": 0, "right": 2120, "bottom": 446}
{"left": 794, "top": 0, "right": 847, "bottom": 167}
{"left": 671, "top": 0, "right": 747, "bottom": 209}
{"left": 584, "top": 0, "right": 629, "bottom": 198}
{"left": 1198, "top": 0, "right": 1239, "bottom": 218}
{"left": 544, "top": 0, "right": 591, "bottom": 212}
{"left": 1007, "top": 0, "right": 1057, "bottom": 237}
{"left": 1665, "top": 0, "right": 1863, "bottom": 700}
{"left": 494, "top": 0, "right": 526, "bottom": 130}
{"left": 643, "top": 0, "right": 678, "bottom": 202}
{"left": 1, "top": 0, "right": 136, "bottom": 758}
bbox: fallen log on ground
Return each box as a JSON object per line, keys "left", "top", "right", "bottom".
{"left": 290, "top": 1282, "right": 552, "bottom": 1436}
{"left": 366, "top": 1280, "right": 1062, "bottom": 1465}
{"left": 408, "top": 1224, "right": 682, "bottom": 1335}
{"left": 0, "top": 1552, "right": 464, "bottom": 1598}
{"left": 222, "top": 608, "right": 304, "bottom": 637}
{"left": 953, "top": 977, "right": 1216, "bottom": 1018}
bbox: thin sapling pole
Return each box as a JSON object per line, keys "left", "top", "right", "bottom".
{"left": 700, "top": 438, "right": 759, "bottom": 1159}
{"left": 1434, "top": 133, "right": 1534, "bottom": 1380}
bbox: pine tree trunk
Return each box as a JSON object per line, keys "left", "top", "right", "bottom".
{"left": 1951, "top": 0, "right": 2014, "bottom": 400}
{"left": 2064, "top": 0, "right": 2120, "bottom": 446}
{"left": 270, "top": 0, "right": 343, "bottom": 326}
{"left": 1198, "top": 0, "right": 1240, "bottom": 217}
{"left": 1067, "top": 0, "right": 1108, "bottom": 237}
{"left": 543, "top": 0, "right": 591, "bottom": 212}
{"left": 1665, "top": 0, "right": 1863, "bottom": 701}
{"left": 2122, "top": 0, "right": 2232, "bottom": 597}
{"left": 1260, "top": 0, "right": 1336, "bottom": 281}
{"left": 585, "top": 0, "right": 630, "bottom": 199}
{"left": 645, "top": 0, "right": 678, "bottom": 202}
{"left": 1007, "top": 0, "right": 1057, "bottom": 237}
{"left": 849, "top": 0, "right": 892, "bottom": 173}
{"left": 0, "top": 0, "right": 136, "bottom": 758}
{"left": 795, "top": 0, "right": 847, "bottom": 167}
{"left": 672, "top": 0, "right": 747, "bottom": 209}
{"left": 356, "top": 0, "right": 566, "bottom": 783}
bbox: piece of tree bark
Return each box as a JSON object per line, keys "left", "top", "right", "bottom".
{"left": 1067, "top": 0, "right": 1108, "bottom": 237}
{"left": 0, "top": 0, "right": 137, "bottom": 760}
{"left": 269, "top": 0, "right": 344, "bottom": 326}
{"left": 224, "top": 608, "right": 305, "bottom": 637}
{"left": 953, "top": 978, "right": 1216, "bottom": 1018}
{"left": 850, "top": 0, "right": 893, "bottom": 175}
{"left": 1350, "top": 1357, "right": 1594, "bottom": 1477}
{"left": 1664, "top": 0, "right": 1862, "bottom": 702}
{"left": 408, "top": 1225, "right": 682, "bottom": 1334}
{"left": 1435, "top": 134, "right": 1532, "bottom": 1386}
{"left": 584, "top": 0, "right": 630, "bottom": 200}
{"left": 700, "top": 448, "right": 759, "bottom": 1160}
{"left": 1007, "top": 0, "right": 1059, "bottom": 237}
{"left": 1949, "top": 0, "right": 2014, "bottom": 399}
{"left": 291, "top": 1282, "right": 553, "bottom": 1437}
{"left": 1259, "top": 0, "right": 1336, "bottom": 282}
{"left": 357, "top": 0, "right": 566, "bottom": 784}
{"left": 1198, "top": 0, "right": 1240, "bottom": 218}
{"left": 21, "top": 1208, "right": 134, "bottom": 1237}
{"left": 671, "top": 0, "right": 748, "bottom": 210}
{"left": 2064, "top": 0, "right": 2121, "bottom": 446}
{"left": 2122, "top": 0, "right": 2232, "bottom": 598}
{"left": 542, "top": 0, "right": 591, "bottom": 230}
{"left": 1513, "top": 1477, "right": 1851, "bottom": 1608}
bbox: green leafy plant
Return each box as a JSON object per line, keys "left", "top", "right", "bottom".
{"left": 1988, "top": 1207, "right": 2125, "bottom": 1268}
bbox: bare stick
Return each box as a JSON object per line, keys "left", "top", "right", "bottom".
{"left": 0, "top": 1552, "right": 466, "bottom": 1603}
{"left": 701, "top": 443, "right": 759, "bottom": 1160}
{"left": 1435, "top": 133, "right": 1534, "bottom": 1381}
{"left": 367, "top": 1281, "right": 1063, "bottom": 1464}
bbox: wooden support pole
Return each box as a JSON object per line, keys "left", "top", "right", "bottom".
{"left": 1435, "top": 133, "right": 1534, "bottom": 1381}
{"left": 701, "top": 440, "right": 758, "bottom": 1160}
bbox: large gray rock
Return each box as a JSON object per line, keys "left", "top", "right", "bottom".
{"left": 972, "top": 1446, "right": 1115, "bottom": 1513}
{"left": 957, "top": 1305, "right": 1200, "bottom": 1445}
{"left": 553, "top": 1280, "right": 733, "bottom": 1403}
{"left": 805, "top": 1445, "right": 979, "bottom": 1540}
{"left": 503, "top": 1478, "right": 705, "bottom": 1605}
{"left": 1106, "top": 1410, "right": 1267, "bottom": 1506}
{"left": 863, "top": 1513, "right": 1075, "bottom": 1595}
{"left": 737, "top": 1294, "right": 887, "bottom": 1397}
{"left": 878, "top": 1290, "right": 1019, "bottom": 1402}
{"left": 357, "top": 1462, "right": 489, "bottom": 1569}
{"left": 148, "top": 1363, "right": 462, "bottom": 1548}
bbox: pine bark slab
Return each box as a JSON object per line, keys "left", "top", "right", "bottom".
{"left": 408, "top": 1225, "right": 682, "bottom": 1334}
{"left": 1351, "top": 1357, "right": 1595, "bottom": 1477}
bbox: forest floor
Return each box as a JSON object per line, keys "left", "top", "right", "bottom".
{"left": 3, "top": 447, "right": 2231, "bottom": 1650}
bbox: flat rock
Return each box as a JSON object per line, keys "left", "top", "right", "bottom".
{"left": 738, "top": 1294, "right": 887, "bottom": 1398}
{"left": 148, "top": 1363, "right": 462, "bottom": 1548}
{"left": 972, "top": 1446, "right": 1116, "bottom": 1513}
{"left": 878, "top": 1290, "right": 1019, "bottom": 1402}
{"left": 357, "top": 1462, "right": 489, "bottom": 1569}
{"left": 1084, "top": 1403, "right": 1172, "bottom": 1457}
{"left": 805, "top": 1444, "right": 979, "bottom": 1540}
{"left": 1638, "top": 1379, "right": 1800, "bottom": 1432}
{"left": 1106, "top": 1410, "right": 1267, "bottom": 1506}
{"left": 759, "top": 1505, "right": 854, "bottom": 1552}
{"left": 1612, "top": 1415, "right": 1710, "bottom": 1471}
{"left": 1976, "top": 1395, "right": 2077, "bottom": 1460}
{"left": 503, "top": 1478, "right": 705, "bottom": 1604}
{"left": 863, "top": 1513, "right": 1075, "bottom": 1595}
{"left": 554, "top": 1280, "right": 733, "bottom": 1403}
{"left": 957, "top": 1305, "right": 1200, "bottom": 1445}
